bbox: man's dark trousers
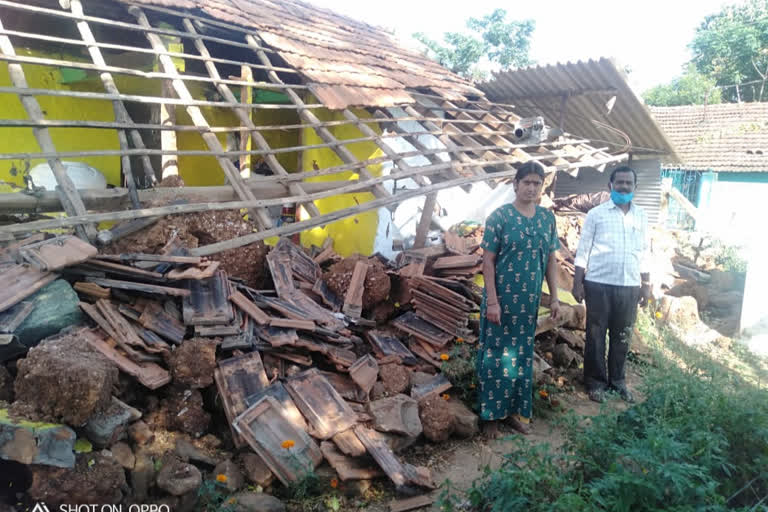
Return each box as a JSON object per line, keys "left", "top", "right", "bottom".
{"left": 583, "top": 280, "right": 640, "bottom": 393}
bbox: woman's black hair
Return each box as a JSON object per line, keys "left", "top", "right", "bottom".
{"left": 514, "top": 161, "right": 546, "bottom": 181}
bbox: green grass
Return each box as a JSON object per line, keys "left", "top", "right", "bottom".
{"left": 438, "top": 312, "right": 768, "bottom": 512}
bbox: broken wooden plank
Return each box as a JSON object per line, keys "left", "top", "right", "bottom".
{"left": 320, "top": 441, "right": 383, "bottom": 481}
{"left": 97, "top": 299, "right": 169, "bottom": 356}
{"left": 389, "top": 493, "right": 437, "bottom": 512}
{"left": 353, "top": 425, "right": 409, "bottom": 488}
{"left": 230, "top": 290, "right": 270, "bottom": 325}
{"left": 286, "top": 368, "right": 358, "bottom": 440}
{"left": 444, "top": 231, "right": 469, "bottom": 256}
{"left": 74, "top": 281, "right": 111, "bottom": 300}
{"left": 215, "top": 351, "right": 270, "bottom": 448}
{"left": 165, "top": 261, "right": 220, "bottom": 281}
{"left": 95, "top": 253, "right": 202, "bottom": 265}
{"left": 182, "top": 271, "right": 234, "bottom": 325}
{"left": 80, "top": 327, "right": 170, "bottom": 389}
{"left": 18, "top": 235, "right": 97, "bottom": 271}
{"left": 268, "top": 350, "right": 313, "bottom": 367}
{"left": 86, "top": 277, "right": 190, "bottom": 297}
{"left": 366, "top": 330, "right": 418, "bottom": 365}
{"left": 332, "top": 428, "right": 367, "bottom": 457}
{"left": 85, "top": 259, "right": 165, "bottom": 280}
{"left": 233, "top": 396, "right": 323, "bottom": 486}
{"left": 138, "top": 301, "right": 185, "bottom": 344}
{"left": 432, "top": 255, "right": 481, "bottom": 270}
{"left": 269, "top": 317, "right": 316, "bottom": 331}
{"left": 342, "top": 261, "right": 368, "bottom": 320}
{"left": 349, "top": 354, "right": 378, "bottom": 396}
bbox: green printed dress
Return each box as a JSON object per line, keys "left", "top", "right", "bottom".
{"left": 477, "top": 204, "right": 559, "bottom": 422}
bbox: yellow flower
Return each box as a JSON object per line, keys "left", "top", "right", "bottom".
{"left": 281, "top": 440, "right": 295, "bottom": 449}
{"left": 330, "top": 478, "right": 338, "bottom": 488}
{"left": 216, "top": 474, "right": 228, "bottom": 483}
{"left": 440, "top": 353, "right": 450, "bottom": 361}
{"left": 394, "top": 302, "right": 400, "bottom": 308}
{"left": 441, "top": 393, "right": 450, "bottom": 401}
{"left": 655, "top": 311, "right": 663, "bottom": 319}
{"left": 539, "top": 389, "right": 549, "bottom": 399}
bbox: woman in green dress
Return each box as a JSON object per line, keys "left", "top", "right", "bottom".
{"left": 478, "top": 161, "right": 561, "bottom": 437}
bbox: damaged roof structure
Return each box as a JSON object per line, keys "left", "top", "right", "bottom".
{"left": 0, "top": 0, "right": 626, "bottom": 254}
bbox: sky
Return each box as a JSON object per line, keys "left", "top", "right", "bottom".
{"left": 311, "top": 0, "right": 732, "bottom": 94}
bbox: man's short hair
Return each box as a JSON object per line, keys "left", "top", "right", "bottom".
{"left": 515, "top": 161, "right": 546, "bottom": 182}
{"left": 610, "top": 165, "right": 637, "bottom": 184}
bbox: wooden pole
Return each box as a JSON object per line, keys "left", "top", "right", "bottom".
{"left": 0, "top": 18, "right": 96, "bottom": 241}
{"left": 239, "top": 65, "right": 252, "bottom": 178}
{"left": 130, "top": 6, "right": 273, "bottom": 230}
{"left": 182, "top": 19, "right": 321, "bottom": 218}
{"left": 413, "top": 193, "right": 438, "bottom": 249}
{"left": 160, "top": 80, "right": 178, "bottom": 179}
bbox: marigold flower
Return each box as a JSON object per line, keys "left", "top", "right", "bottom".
{"left": 440, "top": 353, "right": 450, "bottom": 361}
{"left": 469, "top": 383, "right": 476, "bottom": 389}
{"left": 455, "top": 337, "right": 464, "bottom": 343}
{"left": 228, "top": 498, "right": 237, "bottom": 505}
{"left": 441, "top": 393, "right": 450, "bottom": 401}
{"left": 216, "top": 474, "right": 228, "bottom": 483}
{"left": 655, "top": 311, "right": 663, "bottom": 319}
{"left": 281, "top": 440, "right": 295, "bottom": 449}
{"left": 330, "top": 478, "right": 338, "bottom": 488}
{"left": 539, "top": 389, "right": 549, "bottom": 399}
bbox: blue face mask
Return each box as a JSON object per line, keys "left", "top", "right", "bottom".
{"left": 611, "top": 189, "right": 634, "bottom": 205}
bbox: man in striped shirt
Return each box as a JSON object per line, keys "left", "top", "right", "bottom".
{"left": 572, "top": 166, "right": 650, "bottom": 403}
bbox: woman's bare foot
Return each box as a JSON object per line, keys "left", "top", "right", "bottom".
{"left": 508, "top": 416, "right": 531, "bottom": 435}
{"left": 482, "top": 420, "right": 500, "bottom": 439}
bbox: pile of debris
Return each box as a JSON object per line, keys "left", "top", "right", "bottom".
{"left": 0, "top": 208, "right": 592, "bottom": 509}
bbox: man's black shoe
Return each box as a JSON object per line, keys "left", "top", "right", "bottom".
{"left": 588, "top": 389, "right": 605, "bottom": 403}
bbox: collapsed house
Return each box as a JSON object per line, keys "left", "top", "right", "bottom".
{"left": 0, "top": 0, "right": 632, "bottom": 508}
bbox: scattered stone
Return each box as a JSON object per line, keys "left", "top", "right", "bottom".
{"left": 444, "top": 400, "right": 479, "bottom": 438}
{"left": 228, "top": 491, "right": 285, "bottom": 512}
{"left": 156, "top": 456, "right": 202, "bottom": 496}
{"left": 130, "top": 450, "right": 155, "bottom": 502}
{"left": 368, "top": 394, "right": 422, "bottom": 438}
{"left": 379, "top": 363, "right": 409, "bottom": 395}
{"left": 110, "top": 441, "right": 135, "bottom": 469}
{"left": 239, "top": 453, "right": 275, "bottom": 488}
{"left": 84, "top": 396, "right": 142, "bottom": 448}
{"left": 12, "top": 280, "right": 83, "bottom": 348}
{"left": 13, "top": 332, "right": 118, "bottom": 425}
{"left": 408, "top": 371, "right": 433, "bottom": 390}
{"left": 212, "top": 459, "right": 245, "bottom": 492}
{"left": 27, "top": 452, "right": 126, "bottom": 505}
{"left": 552, "top": 343, "right": 577, "bottom": 368}
{"left": 169, "top": 339, "right": 217, "bottom": 389}
{"left": 418, "top": 396, "right": 455, "bottom": 442}
{"left": 162, "top": 388, "right": 210, "bottom": 437}
{"left": 128, "top": 420, "right": 155, "bottom": 446}
{"left": 379, "top": 431, "right": 420, "bottom": 454}
{"left": 175, "top": 438, "right": 219, "bottom": 466}
{"left": 371, "top": 381, "right": 387, "bottom": 400}
{"left": 0, "top": 408, "right": 75, "bottom": 468}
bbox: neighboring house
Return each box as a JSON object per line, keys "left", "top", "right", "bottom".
{"left": 650, "top": 103, "right": 768, "bottom": 242}
{"left": 478, "top": 58, "right": 679, "bottom": 224}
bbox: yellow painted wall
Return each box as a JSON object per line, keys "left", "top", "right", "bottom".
{"left": 299, "top": 107, "right": 384, "bottom": 256}
{"left": 0, "top": 49, "right": 120, "bottom": 188}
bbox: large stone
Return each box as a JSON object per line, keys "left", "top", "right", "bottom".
{"left": 368, "top": 394, "right": 422, "bottom": 438}
{"left": 12, "top": 280, "right": 83, "bottom": 348}
{"left": 212, "top": 459, "right": 245, "bottom": 492}
{"left": 239, "top": 453, "right": 275, "bottom": 488}
{"left": 379, "top": 363, "right": 409, "bottom": 395}
{"left": 175, "top": 438, "right": 219, "bottom": 466}
{"left": 13, "top": 332, "right": 118, "bottom": 426}
{"left": 552, "top": 343, "right": 577, "bottom": 369}
{"left": 84, "top": 396, "right": 142, "bottom": 448}
{"left": 444, "top": 400, "right": 479, "bottom": 438}
{"left": 169, "top": 339, "right": 217, "bottom": 389}
{"left": 408, "top": 371, "right": 434, "bottom": 390}
{"left": 110, "top": 441, "right": 135, "bottom": 470}
{"left": 0, "top": 408, "right": 75, "bottom": 467}
{"left": 162, "top": 388, "right": 210, "bottom": 437}
{"left": 156, "top": 456, "right": 202, "bottom": 496}
{"left": 128, "top": 420, "right": 155, "bottom": 446}
{"left": 418, "top": 397, "right": 455, "bottom": 442}
{"left": 130, "top": 450, "right": 155, "bottom": 502}
{"left": 229, "top": 492, "right": 285, "bottom": 512}
{"left": 28, "top": 452, "right": 126, "bottom": 505}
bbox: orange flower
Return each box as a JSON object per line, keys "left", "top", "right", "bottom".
{"left": 469, "top": 383, "right": 476, "bottom": 389}
{"left": 216, "top": 474, "right": 228, "bottom": 483}
{"left": 330, "top": 478, "right": 338, "bottom": 489}
{"left": 455, "top": 337, "right": 464, "bottom": 344}
{"left": 228, "top": 498, "right": 237, "bottom": 505}
{"left": 441, "top": 393, "right": 450, "bottom": 401}
{"left": 440, "top": 353, "right": 450, "bottom": 361}
{"left": 539, "top": 389, "right": 549, "bottom": 399}
{"left": 281, "top": 440, "right": 295, "bottom": 449}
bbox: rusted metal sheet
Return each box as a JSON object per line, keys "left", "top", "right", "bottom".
{"left": 18, "top": 235, "right": 97, "bottom": 271}
{"left": 0, "top": 265, "right": 56, "bottom": 313}
{"left": 286, "top": 368, "right": 357, "bottom": 440}
{"left": 233, "top": 396, "right": 322, "bottom": 486}
{"left": 182, "top": 271, "right": 234, "bottom": 325}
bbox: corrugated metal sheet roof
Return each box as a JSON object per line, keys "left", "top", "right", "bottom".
{"left": 127, "top": 0, "right": 484, "bottom": 109}
{"left": 477, "top": 58, "right": 679, "bottom": 160}
{"left": 650, "top": 103, "right": 768, "bottom": 172}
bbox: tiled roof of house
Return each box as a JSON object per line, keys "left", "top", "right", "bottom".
{"left": 650, "top": 103, "right": 768, "bottom": 172}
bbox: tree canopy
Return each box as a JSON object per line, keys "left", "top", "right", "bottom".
{"left": 413, "top": 9, "right": 535, "bottom": 80}
{"left": 643, "top": 65, "right": 722, "bottom": 106}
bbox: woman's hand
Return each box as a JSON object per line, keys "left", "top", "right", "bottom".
{"left": 549, "top": 300, "right": 562, "bottom": 322}
{"left": 486, "top": 303, "right": 501, "bottom": 325}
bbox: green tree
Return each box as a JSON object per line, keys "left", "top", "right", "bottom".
{"left": 643, "top": 64, "right": 722, "bottom": 106}
{"left": 690, "top": 0, "right": 768, "bottom": 102}
{"left": 413, "top": 9, "right": 535, "bottom": 80}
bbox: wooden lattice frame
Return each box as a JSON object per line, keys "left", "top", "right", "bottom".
{"left": 0, "top": 0, "right": 626, "bottom": 252}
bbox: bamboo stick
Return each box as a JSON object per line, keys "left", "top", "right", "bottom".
{"left": 131, "top": 6, "right": 273, "bottom": 230}
{"left": 71, "top": 0, "right": 154, "bottom": 194}
{"left": 184, "top": 19, "right": 320, "bottom": 218}
{"left": 246, "top": 34, "right": 391, "bottom": 202}
{"left": 0, "top": 18, "right": 95, "bottom": 241}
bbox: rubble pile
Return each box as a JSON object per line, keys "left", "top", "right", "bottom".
{"left": 0, "top": 210, "right": 602, "bottom": 508}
